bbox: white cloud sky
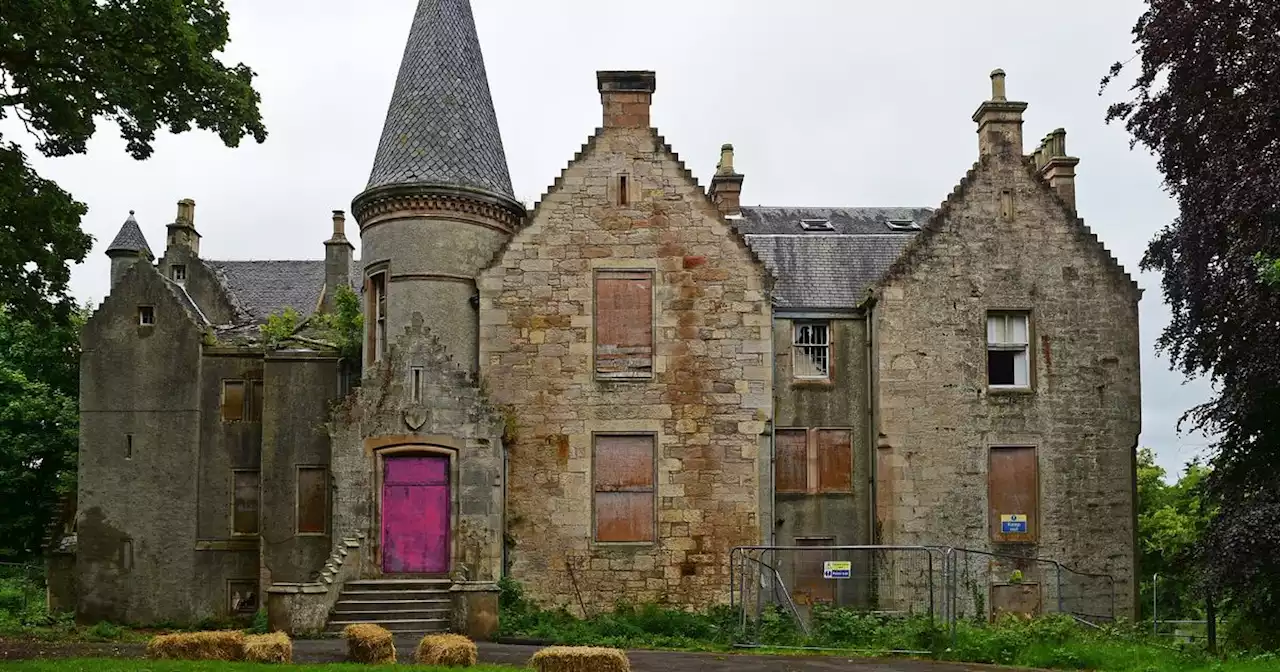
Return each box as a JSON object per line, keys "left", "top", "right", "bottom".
{"left": 18, "top": 0, "right": 1212, "bottom": 476}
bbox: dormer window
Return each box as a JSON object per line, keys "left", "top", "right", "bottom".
{"left": 799, "top": 219, "right": 834, "bottom": 232}
{"left": 171, "top": 264, "right": 187, "bottom": 283}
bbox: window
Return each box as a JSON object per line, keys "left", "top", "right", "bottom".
{"left": 221, "top": 380, "right": 264, "bottom": 423}
{"left": 121, "top": 538, "right": 133, "bottom": 571}
{"left": 799, "top": 218, "right": 834, "bottom": 231}
{"left": 171, "top": 264, "right": 187, "bottom": 282}
{"left": 367, "top": 272, "right": 388, "bottom": 364}
{"left": 411, "top": 368, "right": 424, "bottom": 403}
{"left": 618, "top": 175, "right": 629, "bottom": 206}
{"left": 125, "top": 434, "right": 133, "bottom": 460}
{"left": 296, "top": 466, "right": 328, "bottom": 535}
{"left": 593, "top": 434, "right": 655, "bottom": 543}
{"left": 138, "top": 306, "right": 154, "bottom": 326}
{"left": 775, "top": 429, "right": 808, "bottom": 494}
{"left": 228, "top": 580, "right": 258, "bottom": 615}
{"left": 793, "top": 322, "right": 830, "bottom": 380}
{"left": 595, "top": 271, "right": 653, "bottom": 379}
{"left": 989, "top": 446, "right": 1038, "bottom": 543}
{"left": 232, "top": 470, "right": 260, "bottom": 536}
{"left": 987, "top": 313, "right": 1030, "bottom": 388}
{"left": 775, "top": 428, "right": 854, "bottom": 495}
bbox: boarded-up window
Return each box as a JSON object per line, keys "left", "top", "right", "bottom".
{"left": 989, "top": 446, "right": 1038, "bottom": 542}
{"left": 775, "top": 429, "right": 809, "bottom": 494}
{"left": 593, "top": 434, "right": 655, "bottom": 542}
{"left": 777, "top": 428, "right": 853, "bottom": 494}
{"left": 794, "top": 537, "right": 836, "bottom": 606}
{"left": 221, "top": 381, "right": 245, "bottom": 422}
{"left": 297, "top": 466, "right": 328, "bottom": 535}
{"left": 246, "top": 380, "right": 264, "bottom": 422}
{"left": 232, "top": 470, "right": 260, "bottom": 535}
{"left": 816, "top": 429, "right": 853, "bottom": 493}
{"left": 595, "top": 271, "right": 653, "bottom": 379}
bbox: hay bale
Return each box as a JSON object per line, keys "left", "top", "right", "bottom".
{"left": 146, "top": 631, "right": 246, "bottom": 661}
{"left": 415, "top": 633, "right": 478, "bottom": 667}
{"left": 243, "top": 631, "right": 292, "bottom": 664}
{"left": 529, "top": 646, "right": 630, "bottom": 672}
{"left": 343, "top": 623, "right": 396, "bottom": 664}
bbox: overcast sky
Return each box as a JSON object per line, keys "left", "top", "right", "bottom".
{"left": 19, "top": 0, "right": 1211, "bottom": 476}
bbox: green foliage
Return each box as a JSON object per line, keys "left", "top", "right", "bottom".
{"left": 0, "top": 1, "right": 266, "bottom": 326}
{"left": 245, "top": 608, "right": 268, "bottom": 635}
{"left": 258, "top": 307, "right": 300, "bottom": 350}
{"left": 312, "top": 285, "right": 364, "bottom": 361}
{"left": 1136, "top": 448, "right": 1212, "bottom": 622}
{"left": 0, "top": 307, "right": 83, "bottom": 559}
{"left": 83, "top": 621, "right": 124, "bottom": 642}
{"left": 1253, "top": 253, "right": 1280, "bottom": 286}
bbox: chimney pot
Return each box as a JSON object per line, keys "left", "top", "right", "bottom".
{"left": 990, "top": 69, "right": 1007, "bottom": 101}
{"left": 597, "top": 70, "right": 656, "bottom": 129}
{"left": 176, "top": 198, "right": 195, "bottom": 224}
{"left": 717, "top": 144, "right": 736, "bottom": 176}
{"left": 332, "top": 210, "right": 346, "bottom": 237}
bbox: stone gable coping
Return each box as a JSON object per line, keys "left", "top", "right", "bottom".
{"left": 88, "top": 259, "right": 205, "bottom": 331}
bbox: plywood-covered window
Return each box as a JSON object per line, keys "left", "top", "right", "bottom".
{"left": 987, "top": 312, "right": 1030, "bottom": 389}
{"left": 775, "top": 429, "right": 809, "bottom": 494}
{"left": 221, "top": 379, "right": 264, "bottom": 423}
{"left": 794, "top": 537, "right": 836, "bottom": 606}
{"left": 595, "top": 271, "right": 653, "bottom": 379}
{"left": 989, "top": 446, "right": 1038, "bottom": 543}
{"left": 232, "top": 470, "right": 260, "bottom": 536}
{"left": 367, "top": 271, "right": 388, "bottom": 365}
{"left": 775, "top": 428, "right": 853, "bottom": 495}
{"left": 593, "top": 434, "right": 655, "bottom": 543}
{"left": 297, "top": 466, "right": 328, "bottom": 535}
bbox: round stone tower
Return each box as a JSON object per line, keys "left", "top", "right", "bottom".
{"left": 351, "top": 0, "right": 524, "bottom": 373}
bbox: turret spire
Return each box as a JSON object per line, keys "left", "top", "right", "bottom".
{"left": 106, "top": 211, "right": 153, "bottom": 259}
{"left": 364, "top": 0, "right": 515, "bottom": 198}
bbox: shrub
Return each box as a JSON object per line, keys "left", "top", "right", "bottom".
{"left": 243, "top": 632, "right": 292, "bottom": 663}
{"left": 415, "top": 633, "right": 478, "bottom": 666}
{"left": 146, "top": 631, "right": 246, "bottom": 661}
{"left": 343, "top": 623, "right": 395, "bottom": 664}
{"left": 85, "top": 621, "right": 124, "bottom": 642}
{"left": 246, "top": 608, "right": 269, "bottom": 635}
{"left": 529, "top": 645, "right": 630, "bottom": 672}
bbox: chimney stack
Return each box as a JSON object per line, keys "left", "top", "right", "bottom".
{"left": 709, "top": 144, "right": 745, "bottom": 218}
{"left": 597, "top": 71, "right": 656, "bottom": 129}
{"left": 1032, "top": 128, "right": 1081, "bottom": 211}
{"left": 323, "top": 210, "right": 355, "bottom": 312}
{"left": 164, "top": 198, "right": 201, "bottom": 258}
{"left": 972, "top": 69, "right": 1028, "bottom": 158}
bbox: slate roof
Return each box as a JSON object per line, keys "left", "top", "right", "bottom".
{"left": 105, "top": 212, "right": 153, "bottom": 258}
{"left": 205, "top": 260, "right": 329, "bottom": 324}
{"left": 365, "top": 0, "right": 515, "bottom": 198}
{"left": 736, "top": 206, "right": 933, "bottom": 235}
{"left": 744, "top": 233, "right": 917, "bottom": 310}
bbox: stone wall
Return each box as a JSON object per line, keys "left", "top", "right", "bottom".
{"left": 872, "top": 145, "right": 1141, "bottom": 619}
{"left": 478, "top": 119, "right": 772, "bottom": 612}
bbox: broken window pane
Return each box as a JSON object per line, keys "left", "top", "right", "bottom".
{"left": 793, "top": 322, "right": 830, "bottom": 379}
{"left": 986, "top": 313, "right": 1030, "bottom": 388}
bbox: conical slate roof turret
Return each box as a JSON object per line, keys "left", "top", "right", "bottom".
{"left": 106, "top": 211, "right": 153, "bottom": 259}
{"left": 365, "top": 0, "right": 515, "bottom": 199}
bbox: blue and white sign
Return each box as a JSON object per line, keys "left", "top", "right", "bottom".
{"left": 1000, "top": 514, "right": 1028, "bottom": 534}
{"left": 823, "top": 561, "right": 852, "bottom": 579}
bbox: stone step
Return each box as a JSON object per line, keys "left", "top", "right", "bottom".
{"left": 335, "top": 598, "right": 451, "bottom": 612}
{"left": 344, "top": 579, "right": 451, "bottom": 591}
{"left": 340, "top": 589, "right": 450, "bottom": 601}
{"left": 326, "top": 617, "right": 449, "bottom": 634}
{"left": 330, "top": 608, "right": 450, "bottom": 622}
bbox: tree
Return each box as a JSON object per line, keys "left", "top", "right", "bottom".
{"left": 0, "top": 0, "right": 267, "bottom": 325}
{"left": 0, "top": 307, "right": 83, "bottom": 559}
{"left": 1136, "top": 449, "right": 1211, "bottom": 622}
{"left": 1103, "top": 1, "right": 1280, "bottom": 636}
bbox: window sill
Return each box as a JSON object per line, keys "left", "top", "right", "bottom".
{"left": 791, "top": 378, "right": 834, "bottom": 388}
{"left": 591, "top": 540, "right": 657, "bottom": 548}
{"left": 295, "top": 532, "right": 328, "bottom": 538}
{"left": 987, "top": 386, "right": 1034, "bottom": 396}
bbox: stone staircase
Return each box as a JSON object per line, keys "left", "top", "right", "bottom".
{"left": 324, "top": 579, "right": 452, "bottom": 635}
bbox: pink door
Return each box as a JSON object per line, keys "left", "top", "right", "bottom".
{"left": 382, "top": 455, "right": 450, "bottom": 574}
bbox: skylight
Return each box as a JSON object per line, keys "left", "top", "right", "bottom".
{"left": 886, "top": 219, "right": 920, "bottom": 231}
{"left": 799, "top": 218, "right": 835, "bottom": 231}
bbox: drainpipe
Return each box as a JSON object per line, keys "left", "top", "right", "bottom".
{"left": 864, "top": 298, "right": 878, "bottom": 545}
{"left": 501, "top": 442, "right": 509, "bottom": 578}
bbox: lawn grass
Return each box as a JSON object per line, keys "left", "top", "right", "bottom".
{"left": 0, "top": 661, "right": 518, "bottom": 672}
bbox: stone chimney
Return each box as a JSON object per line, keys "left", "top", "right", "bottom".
{"left": 709, "top": 144, "right": 744, "bottom": 217}
{"left": 597, "top": 71, "right": 656, "bottom": 129}
{"left": 323, "top": 210, "right": 355, "bottom": 312}
{"left": 164, "top": 198, "right": 201, "bottom": 257}
{"left": 1032, "top": 128, "right": 1081, "bottom": 211}
{"left": 972, "top": 69, "right": 1028, "bottom": 158}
